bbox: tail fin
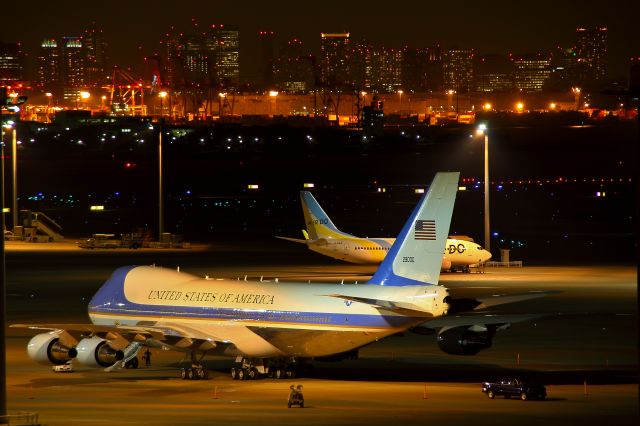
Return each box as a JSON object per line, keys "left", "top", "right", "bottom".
{"left": 300, "top": 191, "right": 354, "bottom": 240}
{"left": 368, "top": 172, "right": 460, "bottom": 286}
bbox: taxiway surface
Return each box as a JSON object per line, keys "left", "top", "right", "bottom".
{"left": 3, "top": 244, "right": 638, "bottom": 425}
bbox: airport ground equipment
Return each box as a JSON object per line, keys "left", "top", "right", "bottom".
{"left": 15, "top": 210, "right": 64, "bottom": 242}
{"left": 482, "top": 377, "right": 546, "bottom": 400}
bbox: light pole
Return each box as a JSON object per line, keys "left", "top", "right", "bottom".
{"left": 81, "top": 91, "right": 90, "bottom": 108}
{"left": 572, "top": 87, "right": 581, "bottom": 111}
{"left": 10, "top": 127, "right": 17, "bottom": 232}
{"left": 477, "top": 124, "right": 490, "bottom": 254}
{"left": 158, "top": 120, "right": 164, "bottom": 240}
{"left": 269, "top": 90, "right": 278, "bottom": 116}
{"left": 159, "top": 91, "right": 168, "bottom": 117}
{"left": 397, "top": 89, "right": 403, "bottom": 113}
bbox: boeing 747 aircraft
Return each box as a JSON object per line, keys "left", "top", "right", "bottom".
{"left": 14, "top": 172, "right": 550, "bottom": 381}
{"left": 277, "top": 191, "right": 492, "bottom": 271}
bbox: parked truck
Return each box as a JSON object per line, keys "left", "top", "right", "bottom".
{"left": 481, "top": 376, "right": 547, "bottom": 401}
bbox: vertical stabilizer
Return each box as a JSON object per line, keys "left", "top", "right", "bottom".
{"left": 368, "top": 172, "right": 460, "bottom": 286}
{"left": 300, "top": 191, "right": 353, "bottom": 240}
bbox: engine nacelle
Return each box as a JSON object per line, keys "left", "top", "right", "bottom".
{"left": 437, "top": 326, "right": 493, "bottom": 356}
{"left": 28, "top": 332, "right": 78, "bottom": 365}
{"left": 75, "top": 336, "right": 124, "bottom": 367}
{"left": 440, "top": 257, "right": 452, "bottom": 271}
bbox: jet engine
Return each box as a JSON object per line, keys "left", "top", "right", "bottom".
{"left": 27, "top": 332, "right": 78, "bottom": 365}
{"left": 440, "top": 257, "right": 452, "bottom": 271}
{"left": 436, "top": 326, "right": 494, "bottom": 356}
{"left": 75, "top": 336, "right": 124, "bottom": 367}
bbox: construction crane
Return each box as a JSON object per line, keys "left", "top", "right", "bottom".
{"left": 109, "top": 66, "right": 147, "bottom": 116}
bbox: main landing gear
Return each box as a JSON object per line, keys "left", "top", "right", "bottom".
{"left": 180, "top": 351, "right": 209, "bottom": 380}
{"left": 230, "top": 357, "right": 301, "bottom": 380}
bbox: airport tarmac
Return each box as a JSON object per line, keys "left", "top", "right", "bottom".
{"left": 3, "top": 247, "right": 638, "bottom": 425}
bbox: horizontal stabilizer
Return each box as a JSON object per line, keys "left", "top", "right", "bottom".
{"left": 275, "top": 235, "right": 308, "bottom": 244}
{"left": 322, "top": 294, "right": 433, "bottom": 317}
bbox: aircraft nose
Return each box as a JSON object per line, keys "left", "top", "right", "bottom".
{"left": 481, "top": 250, "right": 492, "bottom": 262}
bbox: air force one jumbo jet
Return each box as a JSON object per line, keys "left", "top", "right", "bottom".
{"left": 277, "top": 190, "right": 492, "bottom": 271}
{"left": 13, "top": 172, "right": 550, "bottom": 381}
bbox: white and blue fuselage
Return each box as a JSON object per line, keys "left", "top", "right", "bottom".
{"left": 89, "top": 265, "right": 450, "bottom": 358}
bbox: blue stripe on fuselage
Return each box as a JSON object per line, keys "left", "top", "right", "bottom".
{"left": 90, "top": 305, "right": 420, "bottom": 328}
{"left": 89, "top": 266, "right": 424, "bottom": 329}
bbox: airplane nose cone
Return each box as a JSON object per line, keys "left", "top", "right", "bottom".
{"left": 481, "top": 250, "right": 492, "bottom": 262}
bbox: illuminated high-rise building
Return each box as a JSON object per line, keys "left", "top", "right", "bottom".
{"left": 183, "top": 33, "right": 209, "bottom": 85}
{"left": 320, "top": 32, "right": 350, "bottom": 89}
{"left": 274, "top": 38, "right": 313, "bottom": 93}
{"left": 37, "top": 38, "right": 61, "bottom": 91}
{"left": 37, "top": 36, "right": 86, "bottom": 99}
{"left": 443, "top": 48, "right": 473, "bottom": 93}
{"left": 212, "top": 24, "right": 240, "bottom": 87}
{"left": 160, "top": 28, "right": 183, "bottom": 87}
{"left": 83, "top": 23, "right": 108, "bottom": 87}
{"left": 0, "top": 41, "right": 25, "bottom": 86}
{"left": 473, "top": 54, "right": 513, "bottom": 92}
{"left": 257, "top": 31, "right": 276, "bottom": 90}
{"left": 511, "top": 53, "right": 551, "bottom": 92}
{"left": 60, "top": 37, "right": 85, "bottom": 100}
{"left": 424, "top": 45, "right": 443, "bottom": 92}
{"left": 575, "top": 26, "right": 607, "bottom": 82}
{"left": 375, "top": 47, "right": 402, "bottom": 93}
{"left": 350, "top": 38, "right": 374, "bottom": 91}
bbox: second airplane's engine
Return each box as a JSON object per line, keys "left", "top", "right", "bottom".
{"left": 75, "top": 336, "right": 124, "bottom": 367}
{"left": 441, "top": 257, "right": 452, "bottom": 271}
{"left": 28, "top": 332, "right": 78, "bottom": 365}
{"left": 436, "top": 326, "right": 494, "bottom": 356}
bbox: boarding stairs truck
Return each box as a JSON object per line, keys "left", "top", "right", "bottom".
{"left": 14, "top": 210, "right": 64, "bottom": 242}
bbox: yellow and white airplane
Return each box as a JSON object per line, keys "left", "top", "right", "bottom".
{"left": 277, "top": 191, "right": 492, "bottom": 271}
{"left": 14, "top": 173, "right": 550, "bottom": 381}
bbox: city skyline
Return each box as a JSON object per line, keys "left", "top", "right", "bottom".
{"left": 1, "top": 0, "right": 638, "bottom": 81}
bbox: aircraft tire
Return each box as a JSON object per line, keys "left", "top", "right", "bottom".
{"left": 198, "top": 368, "right": 207, "bottom": 379}
{"left": 248, "top": 368, "right": 258, "bottom": 380}
{"left": 230, "top": 367, "right": 238, "bottom": 380}
{"left": 181, "top": 368, "right": 187, "bottom": 380}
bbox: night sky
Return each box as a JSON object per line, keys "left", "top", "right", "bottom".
{"left": 2, "top": 0, "right": 639, "bottom": 80}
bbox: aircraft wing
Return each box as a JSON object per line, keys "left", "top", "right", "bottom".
{"left": 417, "top": 313, "right": 543, "bottom": 330}
{"left": 10, "top": 322, "right": 220, "bottom": 343}
{"left": 322, "top": 294, "right": 433, "bottom": 317}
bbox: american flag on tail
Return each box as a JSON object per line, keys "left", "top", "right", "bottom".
{"left": 414, "top": 219, "right": 436, "bottom": 240}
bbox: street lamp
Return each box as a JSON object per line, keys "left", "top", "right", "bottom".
{"left": 397, "top": 89, "right": 403, "bottom": 112}
{"left": 476, "top": 123, "right": 491, "bottom": 254}
{"left": 516, "top": 102, "right": 524, "bottom": 112}
{"left": 269, "top": 90, "right": 279, "bottom": 116}
{"left": 158, "top": 119, "right": 164, "bottom": 239}
{"left": 1, "top": 122, "right": 18, "bottom": 232}
{"left": 159, "top": 91, "right": 168, "bottom": 116}
{"left": 572, "top": 87, "right": 581, "bottom": 111}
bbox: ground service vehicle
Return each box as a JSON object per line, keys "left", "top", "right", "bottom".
{"left": 482, "top": 377, "right": 547, "bottom": 400}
